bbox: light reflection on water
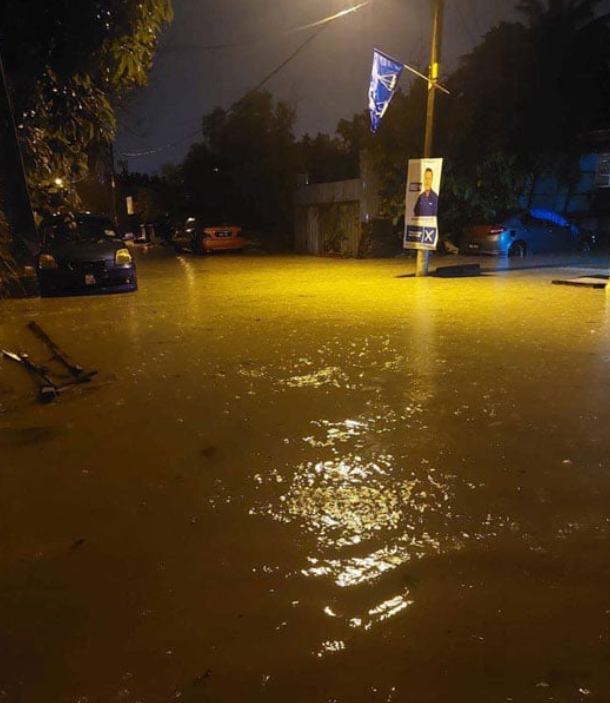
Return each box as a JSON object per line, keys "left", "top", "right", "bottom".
{"left": 316, "top": 591, "right": 414, "bottom": 656}
{"left": 249, "top": 378, "right": 534, "bottom": 649}
{"left": 252, "top": 407, "right": 457, "bottom": 639}
{"left": 239, "top": 278, "right": 610, "bottom": 658}
{"left": 285, "top": 367, "right": 350, "bottom": 389}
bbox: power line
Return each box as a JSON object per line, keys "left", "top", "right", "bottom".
{"left": 120, "top": 2, "right": 370, "bottom": 159}
{"left": 253, "top": 25, "right": 327, "bottom": 92}
{"left": 120, "top": 27, "right": 328, "bottom": 158}
{"left": 466, "top": 0, "right": 484, "bottom": 37}
{"left": 160, "top": 1, "right": 370, "bottom": 54}
{"left": 454, "top": 2, "right": 477, "bottom": 45}
{"left": 121, "top": 26, "right": 328, "bottom": 158}
{"left": 121, "top": 129, "right": 201, "bottom": 158}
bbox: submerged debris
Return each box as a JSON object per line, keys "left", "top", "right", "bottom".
{"left": 1, "top": 322, "right": 98, "bottom": 403}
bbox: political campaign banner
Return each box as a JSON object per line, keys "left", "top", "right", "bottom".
{"left": 404, "top": 158, "right": 443, "bottom": 251}
{"left": 368, "top": 49, "right": 404, "bottom": 133}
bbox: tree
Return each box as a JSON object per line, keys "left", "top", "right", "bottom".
{"left": 450, "top": 1, "right": 610, "bottom": 177}
{"left": 182, "top": 90, "right": 298, "bottom": 229}
{"left": 118, "top": 171, "right": 175, "bottom": 224}
{"left": 0, "top": 0, "right": 173, "bottom": 211}
{"left": 514, "top": 0, "right": 610, "bottom": 157}
{"left": 296, "top": 132, "right": 359, "bottom": 184}
{"left": 444, "top": 22, "right": 532, "bottom": 166}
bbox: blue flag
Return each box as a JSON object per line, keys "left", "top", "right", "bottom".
{"left": 368, "top": 49, "right": 404, "bottom": 133}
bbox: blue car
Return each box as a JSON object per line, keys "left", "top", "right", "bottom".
{"left": 37, "top": 213, "right": 137, "bottom": 297}
{"left": 459, "top": 209, "right": 595, "bottom": 257}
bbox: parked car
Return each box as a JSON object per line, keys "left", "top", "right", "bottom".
{"left": 459, "top": 209, "right": 595, "bottom": 257}
{"left": 37, "top": 213, "right": 137, "bottom": 297}
{"left": 172, "top": 217, "right": 245, "bottom": 254}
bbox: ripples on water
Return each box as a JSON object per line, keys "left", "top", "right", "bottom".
{"left": 238, "top": 320, "right": 610, "bottom": 659}
{"left": 250, "top": 399, "right": 463, "bottom": 642}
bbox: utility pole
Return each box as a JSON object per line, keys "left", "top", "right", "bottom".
{"left": 0, "top": 44, "right": 38, "bottom": 261}
{"left": 416, "top": 0, "right": 445, "bottom": 277}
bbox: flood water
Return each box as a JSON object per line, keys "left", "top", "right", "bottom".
{"left": 1, "top": 250, "right": 610, "bottom": 702}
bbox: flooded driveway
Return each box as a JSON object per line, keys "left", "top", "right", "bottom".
{"left": 1, "top": 250, "right": 610, "bottom": 702}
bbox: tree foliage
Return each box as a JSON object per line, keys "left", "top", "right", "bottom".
{"left": 448, "top": 0, "right": 610, "bottom": 175}
{"left": 181, "top": 90, "right": 298, "bottom": 228}
{"left": 0, "top": 0, "right": 173, "bottom": 210}
{"left": 296, "top": 132, "right": 359, "bottom": 184}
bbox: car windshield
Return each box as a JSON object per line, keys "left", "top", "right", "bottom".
{"left": 45, "top": 219, "right": 120, "bottom": 244}
{"left": 476, "top": 209, "right": 520, "bottom": 225}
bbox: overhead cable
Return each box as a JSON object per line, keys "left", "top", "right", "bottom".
{"left": 160, "top": 1, "right": 370, "bottom": 52}
{"left": 120, "top": 2, "right": 371, "bottom": 158}
{"left": 121, "top": 128, "right": 201, "bottom": 158}
{"left": 253, "top": 25, "right": 327, "bottom": 92}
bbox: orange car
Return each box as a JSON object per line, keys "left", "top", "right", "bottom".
{"left": 172, "top": 218, "right": 245, "bottom": 254}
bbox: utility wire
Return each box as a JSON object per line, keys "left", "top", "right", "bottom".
{"left": 454, "top": 2, "right": 477, "bottom": 45}
{"left": 252, "top": 25, "right": 327, "bottom": 92}
{"left": 122, "top": 25, "right": 328, "bottom": 157}
{"left": 120, "top": 3, "right": 369, "bottom": 158}
{"left": 120, "top": 26, "right": 326, "bottom": 158}
{"left": 160, "top": 1, "right": 370, "bottom": 53}
{"left": 121, "top": 129, "right": 201, "bottom": 158}
{"left": 465, "top": 0, "right": 484, "bottom": 37}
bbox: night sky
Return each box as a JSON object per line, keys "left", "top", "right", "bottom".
{"left": 115, "top": 0, "right": 518, "bottom": 173}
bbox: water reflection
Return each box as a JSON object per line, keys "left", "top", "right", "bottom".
{"left": 254, "top": 406, "right": 455, "bottom": 646}
{"left": 285, "top": 367, "right": 349, "bottom": 389}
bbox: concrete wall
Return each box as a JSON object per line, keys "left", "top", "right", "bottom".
{"left": 295, "top": 151, "right": 382, "bottom": 256}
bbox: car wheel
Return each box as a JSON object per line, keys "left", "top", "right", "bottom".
{"left": 508, "top": 241, "right": 526, "bottom": 257}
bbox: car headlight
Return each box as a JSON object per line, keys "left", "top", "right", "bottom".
{"left": 39, "top": 254, "right": 57, "bottom": 269}
{"left": 115, "top": 248, "right": 133, "bottom": 265}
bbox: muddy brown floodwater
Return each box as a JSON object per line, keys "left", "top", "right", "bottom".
{"left": 1, "top": 249, "right": 610, "bottom": 703}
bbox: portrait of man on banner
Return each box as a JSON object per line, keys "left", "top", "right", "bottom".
{"left": 404, "top": 158, "right": 443, "bottom": 251}
{"left": 413, "top": 166, "right": 439, "bottom": 216}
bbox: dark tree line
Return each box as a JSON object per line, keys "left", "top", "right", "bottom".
{"left": 143, "top": 90, "right": 358, "bottom": 232}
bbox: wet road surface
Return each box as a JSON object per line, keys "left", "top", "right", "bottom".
{"left": 1, "top": 249, "right": 610, "bottom": 702}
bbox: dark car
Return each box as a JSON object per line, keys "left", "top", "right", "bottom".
{"left": 459, "top": 208, "right": 595, "bottom": 257}
{"left": 37, "top": 213, "right": 137, "bottom": 297}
